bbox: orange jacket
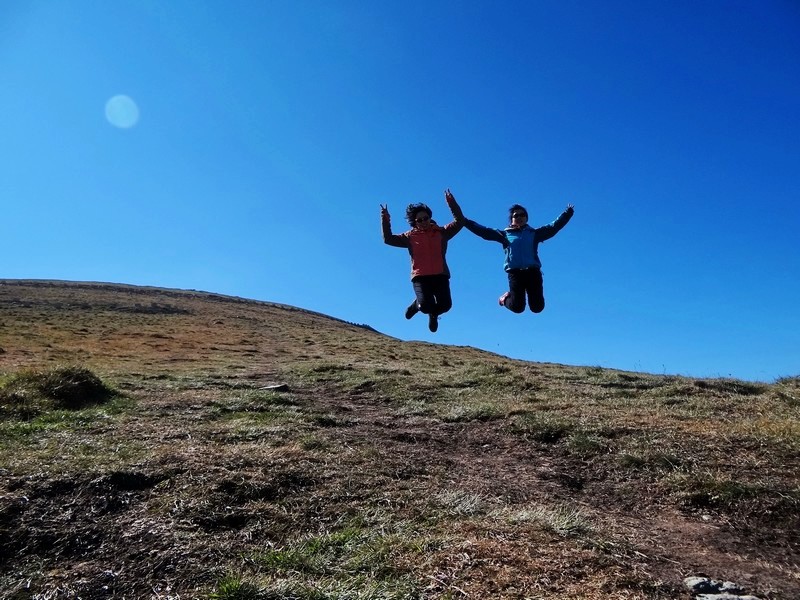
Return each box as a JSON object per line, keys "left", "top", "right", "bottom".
{"left": 382, "top": 200, "right": 464, "bottom": 279}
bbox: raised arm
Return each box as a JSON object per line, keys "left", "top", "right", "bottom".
{"left": 535, "top": 204, "right": 575, "bottom": 242}
{"left": 445, "top": 188, "right": 465, "bottom": 222}
{"left": 441, "top": 188, "right": 465, "bottom": 240}
{"left": 380, "top": 204, "right": 409, "bottom": 248}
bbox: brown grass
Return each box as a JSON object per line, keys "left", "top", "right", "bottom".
{"left": 1, "top": 279, "right": 798, "bottom": 599}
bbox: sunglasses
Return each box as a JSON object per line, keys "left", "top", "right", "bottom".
{"left": 415, "top": 215, "right": 431, "bottom": 223}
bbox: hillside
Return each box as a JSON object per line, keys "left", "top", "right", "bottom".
{"left": 1, "top": 279, "right": 798, "bottom": 599}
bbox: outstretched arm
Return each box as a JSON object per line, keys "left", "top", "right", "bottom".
{"left": 463, "top": 218, "right": 508, "bottom": 246}
{"left": 380, "top": 204, "right": 408, "bottom": 248}
{"left": 535, "top": 204, "right": 574, "bottom": 242}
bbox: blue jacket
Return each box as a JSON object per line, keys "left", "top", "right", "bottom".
{"left": 464, "top": 207, "right": 573, "bottom": 271}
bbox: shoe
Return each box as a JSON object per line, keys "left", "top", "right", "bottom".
{"left": 405, "top": 300, "right": 419, "bottom": 320}
{"left": 498, "top": 292, "right": 510, "bottom": 307}
{"left": 428, "top": 314, "right": 438, "bottom": 332}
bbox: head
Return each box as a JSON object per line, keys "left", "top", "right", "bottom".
{"left": 406, "top": 203, "right": 433, "bottom": 229}
{"left": 508, "top": 204, "right": 528, "bottom": 227}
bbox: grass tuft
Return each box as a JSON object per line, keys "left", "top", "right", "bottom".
{"left": 509, "top": 412, "right": 574, "bottom": 442}
{"left": 504, "top": 503, "right": 593, "bottom": 537}
{"left": 0, "top": 365, "right": 114, "bottom": 419}
{"left": 210, "top": 574, "right": 262, "bottom": 600}
{"left": 435, "top": 489, "right": 486, "bottom": 516}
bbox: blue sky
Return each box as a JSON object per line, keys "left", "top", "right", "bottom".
{"left": 2, "top": 1, "right": 798, "bottom": 382}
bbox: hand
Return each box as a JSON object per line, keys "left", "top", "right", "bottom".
{"left": 566, "top": 203, "right": 574, "bottom": 211}
{"left": 444, "top": 188, "right": 456, "bottom": 203}
{"left": 380, "top": 203, "right": 390, "bottom": 221}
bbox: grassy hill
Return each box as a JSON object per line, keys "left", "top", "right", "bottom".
{"left": 1, "top": 279, "right": 798, "bottom": 599}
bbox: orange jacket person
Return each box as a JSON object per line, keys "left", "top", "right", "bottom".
{"left": 381, "top": 189, "right": 464, "bottom": 332}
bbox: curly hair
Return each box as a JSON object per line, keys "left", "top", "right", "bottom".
{"left": 406, "top": 203, "right": 433, "bottom": 227}
{"left": 508, "top": 204, "right": 528, "bottom": 224}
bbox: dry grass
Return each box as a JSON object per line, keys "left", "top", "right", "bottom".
{"left": 0, "top": 279, "right": 798, "bottom": 599}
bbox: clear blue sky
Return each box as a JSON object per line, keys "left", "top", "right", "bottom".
{"left": 3, "top": 1, "right": 798, "bottom": 382}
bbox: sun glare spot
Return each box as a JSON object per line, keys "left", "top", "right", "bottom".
{"left": 105, "top": 95, "right": 140, "bottom": 129}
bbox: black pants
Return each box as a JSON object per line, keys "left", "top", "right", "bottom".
{"left": 504, "top": 268, "right": 544, "bottom": 313}
{"left": 412, "top": 274, "right": 452, "bottom": 316}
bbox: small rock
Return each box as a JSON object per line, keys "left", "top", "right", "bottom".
{"left": 685, "top": 575, "right": 758, "bottom": 599}
{"left": 685, "top": 577, "right": 719, "bottom": 594}
{"left": 719, "top": 581, "right": 744, "bottom": 594}
{"left": 697, "top": 595, "right": 760, "bottom": 600}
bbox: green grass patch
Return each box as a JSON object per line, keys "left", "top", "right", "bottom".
{"left": 210, "top": 574, "right": 422, "bottom": 600}
{"left": 289, "top": 363, "right": 376, "bottom": 389}
{"left": 247, "top": 520, "right": 436, "bottom": 598}
{"left": 667, "top": 471, "right": 763, "bottom": 509}
{"left": 566, "top": 430, "right": 610, "bottom": 457}
{"left": 209, "top": 574, "right": 262, "bottom": 600}
{"left": 0, "top": 395, "right": 135, "bottom": 453}
{"left": 508, "top": 412, "right": 575, "bottom": 442}
{"left": 210, "top": 390, "right": 305, "bottom": 425}
{"left": 440, "top": 401, "right": 504, "bottom": 423}
{"left": 618, "top": 451, "right": 682, "bottom": 472}
{"left": 0, "top": 365, "right": 115, "bottom": 419}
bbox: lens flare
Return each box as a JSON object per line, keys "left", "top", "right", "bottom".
{"left": 105, "top": 95, "right": 140, "bottom": 128}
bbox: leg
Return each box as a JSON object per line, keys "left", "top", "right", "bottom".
{"left": 526, "top": 268, "right": 545, "bottom": 313}
{"left": 430, "top": 275, "right": 452, "bottom": 315}
{"left": 504, "top": 271, "right": 527, "bottom": 313}
{"left": 412, "top": 277, "right": 436, "bottom": 315}
{"left": 404, "top": 298, "right": 419, "bottom": 319}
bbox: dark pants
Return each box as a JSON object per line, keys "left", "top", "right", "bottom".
{"left": 412, "top": 274, "right": 452, "bottom": 316}
{"left": 504, "top": 268, "right": 545, "bottom": 313}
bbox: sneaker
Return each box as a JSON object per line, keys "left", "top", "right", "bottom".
{"left": 498, "top": 292, "right": 510, "bottom": 307}
{"left": 428, "top": 314, "right": 438, "bottom": 332}
{"left": 405, "top": 300, "right": 419, "bottom": 320}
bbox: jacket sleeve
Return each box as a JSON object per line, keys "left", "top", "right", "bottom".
{"left": 441, "top": 219, "right": 464, "bottom": 240}
{"left": 382, "top": 216, "right": 409, "bottom": 248}
{"left": 440, "top": 196, "right": 466, "bottom": 240}
{"left": 534, "top": 206, "right": 574, "bottom": 243}
{"left": 464, "top": 219, "right": 509, "bottom": 247}
{"left": 446, "top": 194, "right": 466, "bottom": 222}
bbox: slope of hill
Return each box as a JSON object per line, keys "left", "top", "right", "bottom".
{"left": 1, "top": 280, "right": 798, "bottom": 599}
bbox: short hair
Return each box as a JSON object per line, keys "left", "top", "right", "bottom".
{"left": 508, "top": 204, "right": 528, "bottom": 223}
{"left": 406, "top": 203, "right": 432, "bottom": 227}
